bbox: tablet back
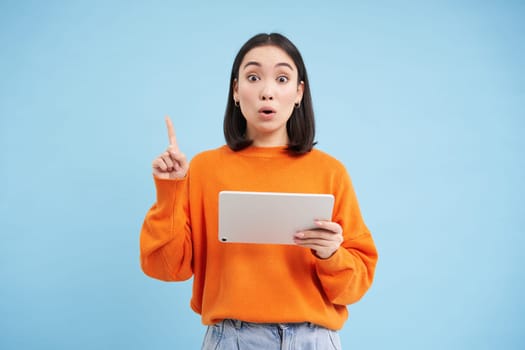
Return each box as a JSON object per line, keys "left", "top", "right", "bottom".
{"left": 218, "top": 191, "right": 334, "bottom": 245}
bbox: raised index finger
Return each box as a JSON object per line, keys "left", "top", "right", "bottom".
{"left": 165, "top": 115, "right": 179, "bottom": 150}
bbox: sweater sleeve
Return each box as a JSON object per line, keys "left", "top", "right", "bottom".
{"left": 315, "top": 169, "right": 378, "bottom": 305}
{"left": 139, "top": 176, "right": 193, "bottom": 281}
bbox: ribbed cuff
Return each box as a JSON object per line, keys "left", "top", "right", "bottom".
{"left": 153, "top": 176, "right": 186, "bottom": 205}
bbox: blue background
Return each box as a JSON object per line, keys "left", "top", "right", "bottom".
{"left": 1, "top": 0, "right": 524, "bottom": 349}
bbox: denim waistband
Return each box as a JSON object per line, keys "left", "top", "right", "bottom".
{"left": 228, "top": 319, "right": 318, "bottom": 330}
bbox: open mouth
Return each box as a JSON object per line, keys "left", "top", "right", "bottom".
{"left": 259, "top": 107, "right": 276, "bottom": 116}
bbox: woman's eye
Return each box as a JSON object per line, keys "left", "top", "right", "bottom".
{"left": 277, "top": 76, "right": 289, "bottom": 83}
{"left": 247, "top": 74, "right": 260, "bottom": 82}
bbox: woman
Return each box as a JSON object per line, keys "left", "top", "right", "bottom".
{"left": 140, "top": 33, "right": 378, "bottom": 349}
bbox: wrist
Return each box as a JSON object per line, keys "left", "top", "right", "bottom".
{"left": 312, "top": 249, "right": 336, "bottom": 260}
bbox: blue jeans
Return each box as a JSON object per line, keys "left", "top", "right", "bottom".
{"left": 201, "top": 319, "right": 342, "bottom": 350}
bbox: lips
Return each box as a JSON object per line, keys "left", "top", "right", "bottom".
{"left": 258, "top": 106, "right": 276, "bottom": 119}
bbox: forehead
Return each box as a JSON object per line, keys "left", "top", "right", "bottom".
{"left": 240, "top": 45, "right": 296, "bottom": 70}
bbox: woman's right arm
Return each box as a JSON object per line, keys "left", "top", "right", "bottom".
{"left": 139, "top": 117, "right": 193, "bottom": 281}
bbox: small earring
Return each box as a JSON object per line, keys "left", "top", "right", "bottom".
{"left": 235, "top": 100, "right": 240, "bottom": 107}
{"left": 294, "top": 102, "right": 300, "bottom": 109}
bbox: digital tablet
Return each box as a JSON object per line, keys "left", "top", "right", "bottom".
{"left": 218, "top": 191, "right": 335, "bottom": 245}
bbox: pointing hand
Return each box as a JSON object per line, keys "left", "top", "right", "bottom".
{"left": 151, "top": 116, "right": 189, "bottom": 179}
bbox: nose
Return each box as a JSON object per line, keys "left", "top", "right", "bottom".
{"left": 260, "top": 83, "right": 274, "bottom": 101}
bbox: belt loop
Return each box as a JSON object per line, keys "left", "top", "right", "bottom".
{"left": 233, "top": 319, "right": 242, "bottom": 330}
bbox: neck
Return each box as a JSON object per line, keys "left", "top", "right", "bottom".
{"left": 248, "top": 129, "right": 288, "bottom": 148}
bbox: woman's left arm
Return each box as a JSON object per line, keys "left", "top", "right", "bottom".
{"left": 294, "top": 170, "right": 378, "bottom": 305}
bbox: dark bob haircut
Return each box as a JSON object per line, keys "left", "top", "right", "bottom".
{"left": 223, "top": 33, "right": 316, "bottom": 155}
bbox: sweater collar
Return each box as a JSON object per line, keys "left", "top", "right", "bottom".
{"left": 228, "top": 145, "right": 290, "bottom": 158}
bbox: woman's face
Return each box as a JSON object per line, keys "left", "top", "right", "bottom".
{"left": 234, "top": 45, "right": 304, "bottom": 147}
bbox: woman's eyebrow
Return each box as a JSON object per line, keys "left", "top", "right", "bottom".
{"left": 242, "top": 61, "right": 294, "bottom": 71}
{"left": 243, "top": 61, "right": 261, "bottom": 70}
{"left": 275, "top": 62, "right": 294, "bottom": 71}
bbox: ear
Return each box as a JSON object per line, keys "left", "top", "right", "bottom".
{"left": 295, "top": 80, "right": 305, "bottom": 105}
{"left": 233, "top": 79, "right": 239, "bottom": 101}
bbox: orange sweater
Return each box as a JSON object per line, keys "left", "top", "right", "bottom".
{"left": 140, "top": 145, "right": 378, "bottom": 330}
